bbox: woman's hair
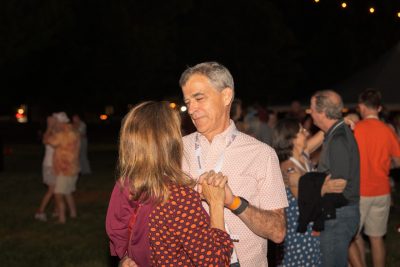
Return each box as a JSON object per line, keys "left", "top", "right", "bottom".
{"left": 272, "top": 118, "right": 300, "bottom": 162}
{"left": 118, "top": 101, "right": 195, "bottom": 204}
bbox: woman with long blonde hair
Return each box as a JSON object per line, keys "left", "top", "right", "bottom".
{"left": 106, "top": 101, "right": 233, "bottom": 267}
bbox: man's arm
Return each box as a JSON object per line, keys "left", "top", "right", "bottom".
{"left": 203, "top": 172, "right": 286, "bottom": 243}
{"left": 237, "top": 205, "right": 286, "bottom": 243}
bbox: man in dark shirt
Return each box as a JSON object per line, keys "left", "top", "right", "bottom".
{"left": 308, "top": 90, "right": 360, "bottom": 267}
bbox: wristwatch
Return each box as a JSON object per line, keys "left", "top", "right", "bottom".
{"left": 232, "top": 197, "right": 249, "bottom": 215}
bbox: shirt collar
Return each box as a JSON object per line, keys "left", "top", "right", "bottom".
{"left": 324, "top": 119, "right": 345, "bottom": 141}
{"left": 197, "top": 120, "right": 237, "bottom": 145}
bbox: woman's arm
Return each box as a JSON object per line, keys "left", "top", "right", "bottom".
{"left": 202, "top": 180, "right": 226, "bottom": 231}
{"left": 305, "top": 130, "right": 324, "bottom": 154}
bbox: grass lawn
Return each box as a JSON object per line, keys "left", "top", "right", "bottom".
{"left": 0, "top": 144, "right": 119, "bottom": 267}
{"left": 0, "top": 143, "right": 399, "bottom": 266}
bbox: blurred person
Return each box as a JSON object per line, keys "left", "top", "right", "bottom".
{"left": 348, "top": 89, "right": 400, "bottom": 267}
{"left": 230, "top": 98, "right": 246, "bottom": 132}
{"left": 35, "top": 115, "right": 58, "bottom": 221}
{"left": 72, "top": 114, "right": 91, "bottom": 175}
{"left": 287, "top": 100, "right": 306, "bottom": 122}
{"left": 308, "top": 90, "right": 360, "bottom": 267}
{"left": 267, "top": 109, "right": 278, "bottom": 129}
{"left": 273, "top": 118, "right": 346, "bottom": 266}
{"left": 106, "top": 101, "right": 233, "bottom": 267}
{"left": 392, "top": 112, "right": 400, "bottom": 139}
{"left": 244, "top": 104, "right": 273, "bottom": 145}
{"left": 180, "top": 61, "right": 287, "bottom": 266}
{"left": 44, "top": 112, "right": 80, "bottom": 224}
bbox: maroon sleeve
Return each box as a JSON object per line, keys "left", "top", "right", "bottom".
{"left": 105, "top": 182, "right": 135, "bottom": 258}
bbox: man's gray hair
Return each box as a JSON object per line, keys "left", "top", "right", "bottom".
{"left": 313, "top": 90, "right": 343, "bottom": 120}
{"left": 179, "top": 61, "right": 235, "bottom": 93}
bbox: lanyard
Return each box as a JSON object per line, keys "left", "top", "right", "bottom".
{"left": 194, "top": 129, "right": 240, "bottom": 265}
{"left": 194, "top": 130, "right": 237, "bottom": 177}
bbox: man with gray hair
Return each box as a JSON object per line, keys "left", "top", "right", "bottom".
{"left": 308, "top": 90, "right": 360, "bottom": 266}
{"left": 180, "top": 61, "right": 288, "bottom": 266}
{"left": 119, "top": 61, "right": 288, "bottom": 267}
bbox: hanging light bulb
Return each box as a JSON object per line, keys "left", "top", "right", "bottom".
{"left": 341, "top": 2, "right": 347, "bottom": 9}
{"left": 369, "top": 7, "right": 375, "bottom": 14}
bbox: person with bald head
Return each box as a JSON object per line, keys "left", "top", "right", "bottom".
{"left": 308, "top": 90, "right": 360, "bottom": 266}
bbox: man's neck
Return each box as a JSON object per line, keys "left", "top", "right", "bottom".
{"left": 362, "top": 110, "right": 379, "bottom": 120}
{"left": 203, "top": 119, "right": 231, "bottom": 143}
{"left": 321, "top": 119, "right": 338, "bottom": 133}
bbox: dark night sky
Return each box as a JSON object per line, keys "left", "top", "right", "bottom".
{"left": 1, "top": 0, "right": 400, "bottom": 114}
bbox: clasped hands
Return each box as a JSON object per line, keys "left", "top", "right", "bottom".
{"left": 197, "top": 170, "right": 234, "bottom": 207}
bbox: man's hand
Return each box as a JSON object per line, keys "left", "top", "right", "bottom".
{"left": 344, "top": 116, "right": 356, "bottom": 130}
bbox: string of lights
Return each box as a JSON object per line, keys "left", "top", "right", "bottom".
{"left": 312, "top": 0, "right": 400, "bottom": 19}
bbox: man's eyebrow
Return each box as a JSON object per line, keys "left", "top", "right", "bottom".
{"left": 192, "top": 92, "right": 204, "bottom": 98}
{"left": 184, "top": 92, "right": 204, "bottom": 101}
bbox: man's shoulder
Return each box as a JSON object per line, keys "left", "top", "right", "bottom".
{"left": 235, "top": 131, "right": 276, "bottom": 155}
{"left": 355, "top": 119, "right": 394, "bottom": 134}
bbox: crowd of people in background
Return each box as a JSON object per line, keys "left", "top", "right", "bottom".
{"left": 25, "top": 61, "right": 400, "bottom": 266}
{"left": 104, "top": 61, "right": 400, "bottom": 267}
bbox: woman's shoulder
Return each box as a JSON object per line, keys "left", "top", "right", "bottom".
{"left": 168, "top": 184, "right": 200, "bottom": 203}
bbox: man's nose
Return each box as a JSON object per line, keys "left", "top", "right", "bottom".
{"left": 187, "top": 102, "right": 197, "bottom": 115}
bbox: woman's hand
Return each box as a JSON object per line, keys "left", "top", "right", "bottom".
{"left": 201, "top": 172, "right": 226, "bottom": 206}
{"left": 198, "top": 171, "right": 234, "bottom": 206}
{"left": 201, "top": 172, "right": 227, "bottom": 231}
{"left": 119, "top": 256, "right": 138, "bottom": 267}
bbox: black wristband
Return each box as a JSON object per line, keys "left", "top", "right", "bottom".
{"left": 232, "top": 197, "right": 249, "bottom": 215}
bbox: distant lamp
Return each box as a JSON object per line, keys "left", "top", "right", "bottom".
{"left": 15, "top": 104, "right": 28, "bottom": 123}
{"left": 180, "top": 106, "right": 187, "bottom": 112}
{"left": 169, "top": 102, "right": 177, "bottom": 109}
{"left": 397, "top": 12, "right": 400, "bottom": 18}
{"left": 341, "top": 2, "right": 347, "bottom": 8}
{"left": 100, "top": 114, "right": 108, "bottom": 121}
{"left": 314, "top": 0, "right": 320, "bottom": 3}
{"left": 369, "top": 7, "right": 375, "bottom": 14}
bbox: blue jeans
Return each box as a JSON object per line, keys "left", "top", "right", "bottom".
{"left": 320, "top": 204, "right": 360, "bottom": 267}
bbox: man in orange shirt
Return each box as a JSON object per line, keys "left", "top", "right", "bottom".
{"left": 350, "top": 89, "right": 400, "bottom": 267}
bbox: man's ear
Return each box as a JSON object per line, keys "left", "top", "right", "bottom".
{"left": 222, "top": 88, "right": 233, "bottom": 106}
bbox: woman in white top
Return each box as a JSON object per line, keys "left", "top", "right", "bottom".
{"left": 35, "top": 115, "right": 58, "bottom": 221}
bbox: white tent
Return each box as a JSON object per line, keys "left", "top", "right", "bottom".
{"left": 333, "top": 42, "right": 400, "bottom": 109}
